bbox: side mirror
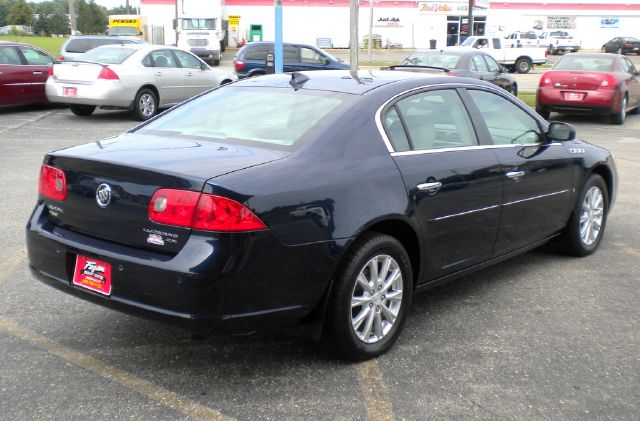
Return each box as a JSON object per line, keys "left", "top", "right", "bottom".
{"left": 500, "top": 65, "right": 509, "bottom": 73}
{"left": 138, "top": 31, "right": 144, "bottom": 36}
{"left": 547, "top": 121, "right": 575, "bottom": 141}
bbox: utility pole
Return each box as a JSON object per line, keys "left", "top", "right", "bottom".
{"left": 274, "top": 0, "right": 283, "bottom": 73}
{"left": 349, "top": 0, "right": 358, "bottom": 75}
{"left": 467, "top": 0, "right": 474, "bottom": 38}
{"left": 68, "top": 0, "right": 76, "bottom": 35}
{"left": 367, "top": 0, "right": 373, "bottom": 63}
{"left": 126, "top": 0, "right": 130, "bottom": 14}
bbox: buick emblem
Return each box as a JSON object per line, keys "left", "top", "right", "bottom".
{"left": 96, "top": 183, "right": 112, "bottom": 208}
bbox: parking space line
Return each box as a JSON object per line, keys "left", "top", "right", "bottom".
{"left": 613, "top": 242, "right": 640, "bottom": 258}
{"left": 0, "top": 110, "right": 58, "bottom": 136}
{"left": 355, "top": 360, "right": 395, "bottom": 421}
{"left": 0, "top": 251, "right": 235, "bottom": 421}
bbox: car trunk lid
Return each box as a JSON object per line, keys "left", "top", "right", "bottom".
{"left": 42, "top": 134, "right": 288, "bottom": 254}
{"left": 544, "top": 71, "right": 611, "bottom": 91}
{"left": 52, "top": 61, "right": 107, "bottom": 83}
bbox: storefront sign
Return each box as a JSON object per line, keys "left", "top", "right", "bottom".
{"left": 376, "top": 17, "right": 402, "bottom": 27}
{"left": 546, "top": 16, "right": 576, "bottom": 29}
{"left": 600, "top": 18, "right": 619, "bottom": 28}
{"left": 418, "top": 1, "right": 484, "bottom": 15}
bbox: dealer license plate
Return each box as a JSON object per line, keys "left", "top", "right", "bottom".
{"left": 73, "top": 255, "right": 112, "bottom": 296}
{"left": 563, "top": 92, "right": 584, "bottom": 101}
{"left": 63, "top": 87, "right": 77, "bottom": 96}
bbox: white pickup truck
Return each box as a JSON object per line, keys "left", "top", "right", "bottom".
{"left": 539, "top": 31, "right": 581, "bottom": 54}
{"left": 454, "top": 36, "right": 547, "bottom": 73}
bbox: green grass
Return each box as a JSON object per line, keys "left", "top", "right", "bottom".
{"left": 518, "top": 90, "right": 536, "bottom": 108}
{"left": 0, "top": 35, "right": 68, "bottom": 56}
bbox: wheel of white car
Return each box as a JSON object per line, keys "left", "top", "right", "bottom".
{"left": 515, "top": 58, "right": 532, "bottom": 73}
{"left": 324, "top": 232, "right": 413, "bottom": 361}
{"left": 132, "top": 88, "right": 157, "bottom": 121}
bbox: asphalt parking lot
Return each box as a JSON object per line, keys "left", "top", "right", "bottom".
{"left": 1, "top": 78, "right": 639, "bottom": 419}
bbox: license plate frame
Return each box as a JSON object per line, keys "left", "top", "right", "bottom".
{"left": 563, "top": 92, "right": 584, "bottom": 101}
{"left": 72, "top": 255, "right": 112, "bottom": 296}
{"left": 63, "top": 87, "right": 77, "bottom": 97}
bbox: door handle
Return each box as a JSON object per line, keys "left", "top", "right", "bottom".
{"left": 154, "top": 72, "right": 163, "bottom": 76}
{"left": 505, "top": 170, "right": 525, "bottom": 181}
{"left": 33, "top": 71, "right": 44, "bottom": 75}
{"left": 417, "top": 181, "right": 442, "bottom": 193}
{"left": 185, "top": 72, "right": 193, "bottom": 77}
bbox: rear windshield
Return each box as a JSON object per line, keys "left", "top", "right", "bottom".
{"left": 137, "top": 87, "right": 348, "bottom": 147}
{"left": 554, "top": 56, "right": 614, "bottom": 72}
{"left": 79, "top": 47, "right": 136, "bottom": 64}
{"left": 65, "top": 38, "right": 136, "bottom": 53}
{"left": 401, "top": 53, "right": 460, "bottom": 69}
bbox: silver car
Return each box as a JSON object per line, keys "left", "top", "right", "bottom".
{"left": 46, "top": 44, "right": 237, "bottom": 120}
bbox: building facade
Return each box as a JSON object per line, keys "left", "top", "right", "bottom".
{"left": 140, "top": 0, "right": 640, "bottom": 49}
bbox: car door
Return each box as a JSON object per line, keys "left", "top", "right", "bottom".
{"left": 16, "top": 45, "right": 53, "bottom": 103}
{"left": 464, "top": 88, "right": 575, "bottom": 254}
{"left": 620, "top": 57, "right": 640, "bottom": 109}
{"left": 297, "top": 47, "right": 331, "bottom": 71}
{"left": 145, "top": 49, "right": 186, "bottom": 106}
{"left": 0, "top": 45, "right": 34, "bottom": 105}
{"left": 469, "top": 53, "right": 495, "bottom": 83}
{"left": 172, "top": 49, "right": 217, "bottom": 99}
{"left": 282, "top": 45, "right": 302, "bottom": 72}
{"left": 382, "top": 88, "right": 503, "bottom": 281}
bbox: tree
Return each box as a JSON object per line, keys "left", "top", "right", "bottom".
{"left": 33, "top": 13, "right": 50, "bottom": 35}
{"left": 7, "top": 0, "right": 34, "bottom": 26}
{"left": 0, "top": 0, "right": 11, "bottom": 27}
{"left": 48, "top": 11, "right": 70, "bottom": 35}
{"left": 76, "top": 0, "right": 107, "bottom": 34}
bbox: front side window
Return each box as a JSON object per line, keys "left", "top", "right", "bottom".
{"left": 174, "top": 50, "right": 203, "bottom": 69}
{"left": 384, "top": 89, "right": 478, "bottom": 151}
{"left": 19, "top": 47, "right": 52, "bottom": 65}
{"left": 471, "top": 55, "right": 488, "bottom": 72}
{"left": 300, "top": 47, "right": 325, "bottom": 64}
{"left": 484, "top": 55, "right": 501, "bottom": 72}
{"left": 468, "top": 89, "right": 543, "bottom": 145}
{"left": 243, "top": 45, "right": 271, "bottom": 60}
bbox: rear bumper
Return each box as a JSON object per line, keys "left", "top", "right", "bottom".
{"left": 45, "top": 79, "right": 133, "bottom": 108}
{"left": 26, "top": 202, "right": 338, "bottom": 332}
{"left": 189, "top": 48, "right": 221, "bottom": 61}
{"left": 537, "top": 87, "right": 619, "bottom": 115}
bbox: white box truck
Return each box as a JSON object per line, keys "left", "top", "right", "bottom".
{"left": 175, "top": 0, "right": 224, "bottom": 65}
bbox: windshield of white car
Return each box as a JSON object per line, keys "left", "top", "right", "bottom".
{"left": 137, "top": 87, "right": 349, "bottom": 148}
{"left": 79, "top": 47, "right": 137, "bottom": 64}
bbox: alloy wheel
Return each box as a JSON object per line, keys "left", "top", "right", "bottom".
{"left": 350, "top": 254, "right": 403, "bottom": 344}
{"left": 579, "top": 186, "right": 604, "bottom": 246}
{"left": 139, "top": 93, "right": 156, "bottom": 118}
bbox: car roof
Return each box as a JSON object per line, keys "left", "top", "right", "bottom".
{"left": 88, "top": 44, "right": 192, "bottom": 53}
{"left": 67, "top": 35, "right": 143, "bottom": 41}
{"left": 244, "top": 41, "right": 318, "bottom": 49}
{"left": 232, "top": 70, "right": 484, "bottom": 95}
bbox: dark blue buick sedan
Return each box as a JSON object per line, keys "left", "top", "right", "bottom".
{"left": 27, "top": 71, "right": 617, "bottom": 360}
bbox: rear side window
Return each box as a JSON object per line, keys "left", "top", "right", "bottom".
{"left": 384, "top": 89, "right": 478, "bottom": 151}
{"left": 471, "top": 55, "right": 488, "bottom": 72}
{"left": 19, "top": 47, "right": 52, "bottom": 65}
{"left": 79, "top": 47, "right": 135, "bottom": 64}
{"left": 138, "top": 87, "right": 348, "bottom": 147}
{"left": 0, "top": 46, "right": 23, "bottom": 65}
{"left": 243, "top": 45, "right": 272, "bottom": 60}
{"left": 174, "top": 50, "right": 203, "bottom": 69}
{"left": 468, "top": 89, "right": 543, "bottom": 145}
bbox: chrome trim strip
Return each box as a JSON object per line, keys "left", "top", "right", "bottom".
{"left": 374, "top": 82, "right": 535, "bottom": 154}
{"left": 431, "top": 205, "right": 500, "bottom": 221}
{"left": 5, "top": 82, "right": 36, "bottom": 86}
{"left": 391, "top": 142, "right": 561, "bottom": 157}
{"left": 504, "top": 190, "right": 570, "bottom": 207}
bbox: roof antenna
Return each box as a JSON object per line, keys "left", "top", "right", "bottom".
{"left": 289, "top": 72, "right": 309, "bottom": 90}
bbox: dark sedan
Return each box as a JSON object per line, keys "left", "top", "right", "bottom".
{"left": 389, "top": 49, "right": 518, "bottom": 95}
{"left": 27, "top": 71, "right": 616, "bottom": 360}
{"left": 601, "top": 37, "right": 640, "bottom": 55}
{"left": 0, "top": 41, "right": 54, "bottom": 106}
{"left": 536, "top": 53, "right": 640, "bottom": 124}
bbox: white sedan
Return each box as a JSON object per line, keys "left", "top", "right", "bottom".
{"left": 46, "top": 44, "right": 237, "bottom": 120}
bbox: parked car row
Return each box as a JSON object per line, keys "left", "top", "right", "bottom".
{"left": 1, "top": 37, "right": 235, "bottom": 120}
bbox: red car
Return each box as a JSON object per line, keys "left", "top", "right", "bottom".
{"left": 536, "top": 53, "right": 640, "bottom": 124}
{"left": 0, "top": 41, "right": 54, "bottom": 106}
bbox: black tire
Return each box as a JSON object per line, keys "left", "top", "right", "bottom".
{"left": 611, "top": 95, "right": 627, "bottom": 125}
{"left": 212, "top": 59, "right": 220, "bottom": 66}
{"left": 69, "top": 104, "right": 96, "bottom": 116}
{"left": 556, "top": 174, "right": 609, "bottom": 257}
{"left": 515, "top": 58, "right": 532, "bottom": 74}
{"left": 220, "top": 41, "right": 226, "bottom": 53}
{"left": 324, "top": 233, "right": 413, "bottom": 361}
{"left": 132, "top": 88, "right": 157, "bottom": 121}
{"left": 536, "top": 108, "right": 550, "bottom": 120}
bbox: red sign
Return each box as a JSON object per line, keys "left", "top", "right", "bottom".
{"left": 73, "top": 255, "right": 112, "bottom": 296}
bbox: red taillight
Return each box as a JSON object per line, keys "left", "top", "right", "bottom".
{"left": 48, "top": 66, "right": 54, "bottom": 77}
{"left": 148, "top": 189, "right": 266, "bottom": 232}
{"left": 97, "top": 67, "right": 119, "bottom": 80}
{"left": 38, "top": 164, "right": 67, "bottom": 201}
{"left": 234, "top": 60, "right": 245, "bottom": 72}
{"left": 598, "top": 74, "right": 617, "bottom": 90}
{"left": 624, "top": 43, "right": 633, "bottom": 47}
{"left": 57, "top": 55, "right": 64, "bottom": 60}
{"left": 539, "top": 72, "right": 553, "bottom": 87}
